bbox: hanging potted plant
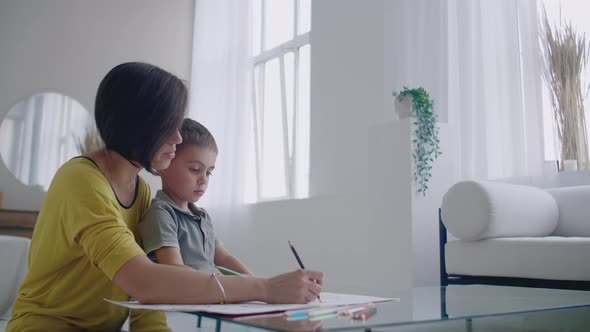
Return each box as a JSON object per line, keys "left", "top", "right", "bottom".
{"left": 393, "top": 86, "right": 442, "bottom": 195}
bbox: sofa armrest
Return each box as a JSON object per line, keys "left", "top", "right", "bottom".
{"left": 441, "top": 181, "right": 558, "bottom": 241}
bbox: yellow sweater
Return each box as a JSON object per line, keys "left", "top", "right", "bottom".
{"left": 7, "top": 157, "right": 170, "bottom": 331}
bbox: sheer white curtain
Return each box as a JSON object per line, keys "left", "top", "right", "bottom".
{"left": 447, "top": 0, "right": 545, "bottom": 180}
{"left": 189, "top": 0, "right": 253, "bottom": 228}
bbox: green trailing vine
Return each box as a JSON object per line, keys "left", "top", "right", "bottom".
{"left": 395, "top": 86, "right": 442, "bottom": 195}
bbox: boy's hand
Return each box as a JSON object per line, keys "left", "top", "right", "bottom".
{"left": 263, "top": 269, "right": 323, "bottom": 304}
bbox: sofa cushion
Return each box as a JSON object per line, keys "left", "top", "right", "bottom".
{"left": 547, "top": 185, "right": 590, "bottom": 237}
{"left": 441, "top": 180, "right": 559, "bottom": 241}
{"left": 446, "top": 237, "right": 590, "bottom": 281}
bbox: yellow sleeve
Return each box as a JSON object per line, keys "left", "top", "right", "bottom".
{"left": 57, "top": 163, "right": 145, "bottom": 280}
{"left": 130, "top": 310, "right": 171, "bottom": 332}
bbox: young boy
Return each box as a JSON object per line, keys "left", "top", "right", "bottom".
{"left": 139, "top": 118, "right": 252, "bottom": 275}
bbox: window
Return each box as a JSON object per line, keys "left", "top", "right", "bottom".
{"left": 246, "top": 0, "right": 311, "bottom": 202}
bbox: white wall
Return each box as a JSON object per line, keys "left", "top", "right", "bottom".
{"left": 0, "top": 0, "right": 194, "bottom": 210}
{"left": 309, "top": 0, "right": 385, "bottom": 197}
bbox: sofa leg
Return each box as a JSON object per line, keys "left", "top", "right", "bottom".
{"left": 439, "top": 208, "right": 449, "bottom": 286}
{"left": 465, "top": 318, "right": 473, "bottom": 332}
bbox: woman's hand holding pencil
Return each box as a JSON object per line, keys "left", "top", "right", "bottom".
{"left": 289, "top": 241, "right": 323, "bottom": 302}
{"left": 264, "top": 269, "right": 324, "bottom": 304}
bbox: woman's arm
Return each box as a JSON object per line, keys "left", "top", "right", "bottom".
{"left": 214, "top": 245, "right": 254, "bottom": 275}
{"left": 113, "top": 255, "right": 323, "bottom": 304}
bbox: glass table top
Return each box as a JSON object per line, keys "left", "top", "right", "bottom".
{"left": 191, "top": 285, "right": 590, "bottom": 331}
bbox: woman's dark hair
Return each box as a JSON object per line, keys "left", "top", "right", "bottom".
{"left": 95, "top": 62, "right": 187, "bottom": 173}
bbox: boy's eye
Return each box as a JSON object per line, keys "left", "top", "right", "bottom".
{"left": 206, "top": 171, "right": 213, "bottom": 177}
{"left": 189, "top": 168, "right": 199, "bottom": 173}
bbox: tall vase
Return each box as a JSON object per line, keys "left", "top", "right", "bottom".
{"left": 562, "top": 159, "right": 578, "bottom": 172}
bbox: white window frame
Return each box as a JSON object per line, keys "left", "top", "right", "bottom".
{"left": 251, "top": 0, "right": 310, "bottom": 201}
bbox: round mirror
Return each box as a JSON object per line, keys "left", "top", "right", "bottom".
{"left": 0, "top": 92, "right": 96, "bottom": 191}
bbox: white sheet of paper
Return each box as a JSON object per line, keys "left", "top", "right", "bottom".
{"left": 105, "top": 292, "right": 397, "bottom": 315}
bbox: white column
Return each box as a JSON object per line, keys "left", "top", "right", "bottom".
{"left": 369, "top": 117, "right": 453, "bottom": 293}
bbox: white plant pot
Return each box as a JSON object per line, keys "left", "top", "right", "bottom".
{"left": 393, "top": 97, "right": 414, "bottom": 120}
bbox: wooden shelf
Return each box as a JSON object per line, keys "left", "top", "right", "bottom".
{"left": 0, "top": 209, "right": 38, "bottom": 238}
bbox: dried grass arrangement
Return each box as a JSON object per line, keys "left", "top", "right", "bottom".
{"left": 541, "top": 11, "right": 590, "bottom": 170}
{"left": 75, "top": 125, "right": 104, "bottom": 155}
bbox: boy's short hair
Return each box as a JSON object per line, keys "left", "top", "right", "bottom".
{"left": 177, "top": 118, "right": 218, "bottom": 153}
{"left": 95, "top": 62, "right": 187, "bottom": 173}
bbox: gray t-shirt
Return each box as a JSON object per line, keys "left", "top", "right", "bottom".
{"left": 139, "top": 190, "right": 221, "bottom": 273}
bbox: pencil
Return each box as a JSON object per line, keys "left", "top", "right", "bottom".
{"left": 288, "top": 241, "right": 322, "bottom": 302}
{"left": 288, "top": 241, "right": 306, "bottom": 269}
{"left": 216, "top": 266, "right": 242, "bottom": 276}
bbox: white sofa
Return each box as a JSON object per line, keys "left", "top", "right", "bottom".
{"left": 440, "top": 173, "right": 590, "bottom": 290}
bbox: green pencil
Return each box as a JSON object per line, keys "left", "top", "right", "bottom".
{"left": 216, "top": 266, "right": 242, "bottom": 276}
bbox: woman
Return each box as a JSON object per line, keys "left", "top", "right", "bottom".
{"left": 7, "top": 62, "right": 323, "bottom": 331}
